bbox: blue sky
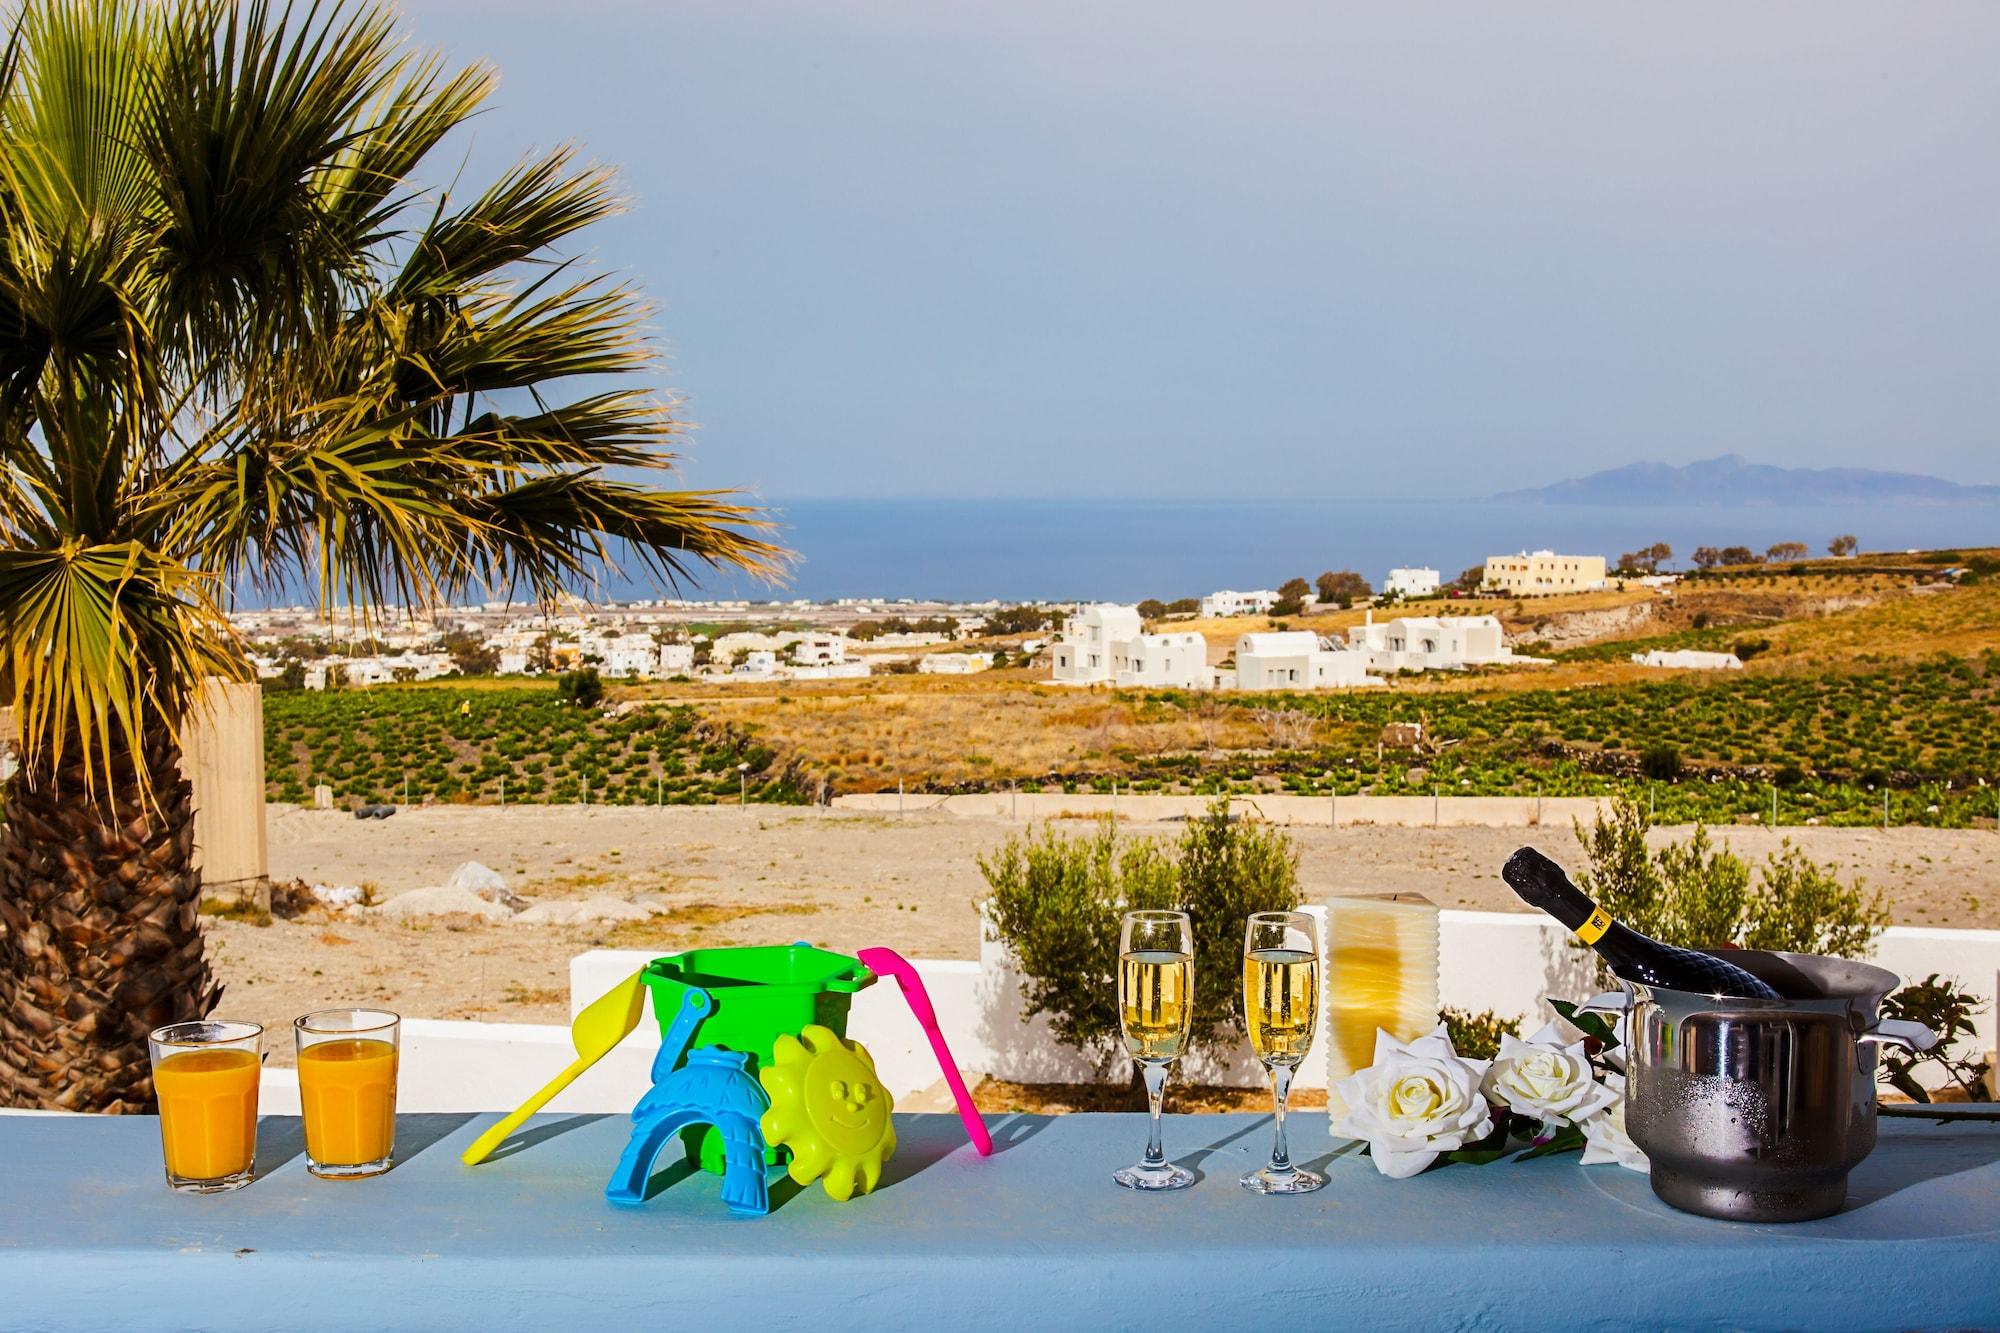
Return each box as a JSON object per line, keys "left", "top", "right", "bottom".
{"left": 400, "top": 1, "right": 2000, "bottom": 500}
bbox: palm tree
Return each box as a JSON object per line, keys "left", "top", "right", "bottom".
{"left": 0, "top": 0, "right": 784, "bottom": 1111}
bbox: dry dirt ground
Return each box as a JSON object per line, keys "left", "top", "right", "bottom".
{"left": 208, "top": 804, "right": 2000, "bottom": 1060}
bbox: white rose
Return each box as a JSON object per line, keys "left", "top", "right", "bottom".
{"left": 1482, "top": 1021, "right": 1617, "bottom": 1128}
{"left": 1331, "top": 1026, "right": 1494, "bottom": 1179}
{"left": 1578, "top": 1073, "right": 1649, "bottom": 1172}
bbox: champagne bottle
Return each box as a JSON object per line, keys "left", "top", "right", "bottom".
{"left": 1501, "top": 846, "right": 1782, "bottom": 1000}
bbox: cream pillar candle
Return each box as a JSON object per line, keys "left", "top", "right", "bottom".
{"left": 1324, "top": 893, "right": 1440, "bottom": 1118}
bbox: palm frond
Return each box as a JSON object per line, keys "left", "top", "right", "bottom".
{"left": 0, "top": 540, "right": 241, "bottom": 795}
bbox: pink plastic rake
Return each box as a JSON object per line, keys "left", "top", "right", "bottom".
{"left": 857, "top": 947, "right": 993, "bottom": 1156}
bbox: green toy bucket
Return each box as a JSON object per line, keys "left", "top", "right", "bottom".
{"left": 640, "top": 944, "right": 875, "bottom": 1173}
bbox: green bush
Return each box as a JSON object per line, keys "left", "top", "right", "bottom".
{"left": 1440, "top": 1007, "right": 1520, "bottom": 1061}
{"left": 1573, "top": 795, "right": 1885, "bottom": 960}
{"left": 556, "top": 666, "right": 604, "bottom": 708}
{"left": 1639, "top": 743, "right": 1683, "bottom": 781}
{"left": 1877, "top": 974, "right": 1992, "bottom": 1103}
{"left": 980, "top": 799, "right": 1300, "bottom": 1075}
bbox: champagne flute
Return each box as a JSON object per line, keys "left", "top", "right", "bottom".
{"left": 1242, "top": 911, "right": 1326, "bottom": 1194}
{"left": 1113, "top": 909, "right": 1196, "bottom": 1191}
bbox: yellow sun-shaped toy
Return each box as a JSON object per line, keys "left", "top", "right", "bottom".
{"left": 759, "top": 1025, "right": 897, "bottom": 1201}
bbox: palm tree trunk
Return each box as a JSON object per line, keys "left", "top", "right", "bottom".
{"left": 0, "top": 718, "right": 218, "bottom": 1112}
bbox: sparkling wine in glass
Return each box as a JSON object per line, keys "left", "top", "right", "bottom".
{"left": 1113, "top": 909, "right": 1195, "bottom": 1191}
{"left": 1242, "top": 911, "right": 1326, "bottom": 1194}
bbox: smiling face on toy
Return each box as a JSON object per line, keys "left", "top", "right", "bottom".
{"left": 759, "top": 1025, "right": 897, "bottom": 1201}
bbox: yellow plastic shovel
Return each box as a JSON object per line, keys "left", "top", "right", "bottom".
{"left": 461, "top": 969, "right": 647, "bottom": 1166}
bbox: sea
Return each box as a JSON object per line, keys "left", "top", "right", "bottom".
{"left": 654, "top": 498, "right": 2000, "bottom": 605}
{"left": 230, "top": 496, "right": 1999, "bottom": 609}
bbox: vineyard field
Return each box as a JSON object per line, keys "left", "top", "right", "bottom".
{"left": 263, "top": 687, "right": 797, "bottom": 807}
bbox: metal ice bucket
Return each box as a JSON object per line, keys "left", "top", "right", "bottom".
{"left": 1585, "top": 950, "right": 1935, "bottom": 1223}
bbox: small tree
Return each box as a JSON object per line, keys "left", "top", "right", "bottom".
{"left": 1766, "top": 541, "right": 1809, "bottom": 562}
{"left": 978, "top": 820, "right": 1178, "bottom": 1071}
{"left": 1828, "top": 534, "right": 1858, "bottom": 557}
{"left": 1315, "top": 570, "right": 1371, "bottom": 608}
{"left": 1739, "top": 841, "right": 1888, "bottom": 958}
{"left": 442, "top": 630, "right": 500, "bottom": 677}
{"left": 1719, "top": 546, "right": 1756, "bottom": 566}
{"left": 1271, "top": 576, "right": 1312, "bottom": 617}
{"left": 1691, "top": 546, "right": 1722, "bottom": 569}
{"left": 980, "top": 801, "right": 1300, "bottom": 1075}
{"left": 1573, "top": 796, "right": 1883, "bottom": 963}
{"left": 1136, "top": 599, "right": 1168, "bottom": 620}
{"left": 556, "top": 666, "right": 604, "bottom": 708}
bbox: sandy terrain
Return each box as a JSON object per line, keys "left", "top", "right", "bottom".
{"left": 211, "top": 804, "right": 2000, "bottom": 1059}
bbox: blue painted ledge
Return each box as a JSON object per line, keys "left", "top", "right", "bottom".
{"left": 0, "top": 1111, "right": 1995, "bottom": 1331}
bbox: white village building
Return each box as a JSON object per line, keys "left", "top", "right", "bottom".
{"left": 1384, "top": 567, "right": 1440, "bottom": 599}
{"left": 1345, "top": 613, "right": 1514, "bottom": 673}
{"left": 1633, "top": 649, "right": 1742, "bottom": 670}
{"left": 791, "top": 633, "right": 849, "bottom": 666}
{"left": 657, "top": 643, "right": 696, "bottom": 676}
{"left": 732, "top": 650, "right": 778, "bottom": 680}
{"left": 1233, "top": 632, "right": 1379, "bottom": 691}
{"left": 306, "top": 652, "right": 455, "bottom": 689}
{"left": 918, "top": 652, "right": 990, "bottom": 675}
{"left": 587, "top": 632, "right": 663, "bottom": 678}
{"left": 785, "top": 661, "right": 871, "bottom": 680}
{"left": 1199, "top": 589, "right": 1279, "bottom": 618}
{"left": 1110, "top": 630, "right": 1209, "bottom": 689}
{"left": 1052, "top": 605, "right": 1210, "bottom": 689}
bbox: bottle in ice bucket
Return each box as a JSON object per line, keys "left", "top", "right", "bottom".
{"left": 1501, "top": 846, "right": 1780, "bottom": 999}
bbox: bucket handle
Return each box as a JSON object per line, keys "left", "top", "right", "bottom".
{"left": 1859, "top": 1017, "right": 1937, "bottom": 1053}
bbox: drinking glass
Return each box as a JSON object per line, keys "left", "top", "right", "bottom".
{"left": 148, "top": 1020, "right": 263, "bottom": 1193}
{"left": 1242, "top": 911, "right": 1326, "bottom": 1194}
{"left": 1113, "top": 909, "right": 1195, "bottom": 1191}
{"left": 295, "top": 1009, "right": 401, "bottom": 1179}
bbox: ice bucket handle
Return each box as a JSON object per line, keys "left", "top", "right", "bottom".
{"left": 1574, "top": 989, "right": 1634, "bottom": 1016}
{"left": 1859, "top": 1017, "right": 1937, "bottom": 1053}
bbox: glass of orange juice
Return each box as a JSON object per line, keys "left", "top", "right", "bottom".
{"left": 148, "top": 1020, "right": 263, "bottom": 1193}
{"left": 295, "top": 1009, "right": 401, "bottom": 1179}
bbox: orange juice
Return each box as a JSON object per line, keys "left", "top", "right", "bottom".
{"left": 154, "top": 1047, "right": 260, "bottom": 1180}
{"left": 298, "top": 1038, "right": 398, "bottom": 1167}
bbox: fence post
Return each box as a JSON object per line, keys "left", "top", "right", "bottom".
{"left": 582, "top": 774, "right": 589, "bottom": 806}
{"left": 499, "top": 776, "right": 505, "bottom": 808}
{"left": 656, "top": 774, "right": 662, "bottom": 807}
{"left": 1769, "top": 784, "right": 1777, "bottom": 827}
{"left": 1433, "top": 784, "right": 1440, "bottom": 828}
{"left": 1883, "top": 787, "right": 1889, "bottom": 831}
{"left": 1111, "top": 780, "right": 1118, "bottom": 821}
{"left": 402, "top": 772, "right": 409, "bottom": 807}
{"left": 1330, "top": 786, "right": 1337, "bottom": 829}
{"left": 898, "top": 779, "right": 904, "bottom": 818}
{"left": 1011, "top": 781, "right": 1017, "bottom": 821}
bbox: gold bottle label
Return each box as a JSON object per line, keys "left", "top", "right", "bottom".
{"left": 1575, "top": 907, "right": 1613, "bottom": 945}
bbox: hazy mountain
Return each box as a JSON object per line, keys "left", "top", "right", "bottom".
{"left": 1495, "top": 455, "right": 2000, "bottom": 506}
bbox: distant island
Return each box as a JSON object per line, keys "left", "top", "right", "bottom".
{"left": 1495, "top": 454, "right": 2000, "bottom": 506}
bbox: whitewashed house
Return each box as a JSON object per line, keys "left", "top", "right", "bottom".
{"left": 1052, "top": 605, "right": 1209, "bottom": 689}
{"left": 590, "top": 632, "right": 663, "bottom": 677}
{"left": 791, "top": 633, "right": 848, "bottom": 665}
{"left": 657, "top": 643, "right": 695, "bottom": 676}
{"left": 1234, "top": 632, "right": 1379, "bottom": 690}
{"left": 1384, "top": 568, "right": 1440, "bottom": 599}
{"left": 785, "top": 660, "right": 870, "bottom": 680}
{"left": 1346, "top": 612, "right": 1513, "bottom": 673}
{"left": 919, "top": 652, "right": 990, "bottom": 674}
{"left": 1111, "top": 631, "right": 1209, "bottom": 689}
{"left": 1199, "top": 589, "right": 1279, "bottom": 618}
{"left": 307, "top": 652, "right": 454, "bottom": 689}
{"left": 1051, "top": 605, "right": 1143, "bottom": 684}
{"left": 1633, "top": 649, "right": 1742, "bottom": 670}
{"left": 732, "top": 650, "right": 778, "bottom": 680}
